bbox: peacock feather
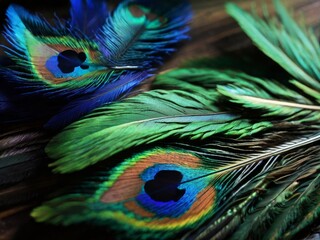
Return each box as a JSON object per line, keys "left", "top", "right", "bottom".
{"left": 0, "top": 0, "right": 191, "bottom": 128}
{"left": 0, "top": 0, "right": 191, "bottom": 205}
{"left": 30, "top": 1, "right": 320, "bottom": 239}
{"left": 32, "top": 132, "right": 320, "bottom": 239}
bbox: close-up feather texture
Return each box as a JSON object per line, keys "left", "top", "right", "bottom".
{"left": 0, "top": 0, "right": 319, "bottom": 240}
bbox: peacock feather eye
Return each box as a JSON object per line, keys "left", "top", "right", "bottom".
{"left": 3, "top": 0, "right": 190, "bottom": 91}
{"left": 32, "top": 133, "right": 320, "bottom": 239}
{"left": 99, "top": 149, "right": 216, "bottom": 222}
{"left": 1, "top": 0, "right": 191, "bottom": 127}
{"left": 144, "top": 170, "right": 186, "bottom": 202}
{"left": 27, "top": 1, "right": 320, "bottom": 239}
{"left": 32, "top": 148, "right": 217, "bottom": 239}
{"left": 4, "top": 5, "right": 111, "bottom": 91}
{"left": 57, "top": 50, "right": 88, "bottom": 73}
{"left": 24, "top": 33, "right": 106, "bottom": 85}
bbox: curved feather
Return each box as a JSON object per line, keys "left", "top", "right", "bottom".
{"left": 97, "top": 0, "right": 192, "bottom": 68}
{"left": 2, "top": 4, "right": 122, "bottom": 95}
{"left": 45, "top": 71, "right": 151, "bottom": 129}
{"left": 217, "top": 84, "right": 320, "bottom": 123}
{"left": 226, "top": 1, "right": 320, "bottom": 91}
{"left": 155, "top": 65, "right": 320, "bottom": 124}
{"left": 187, "top": 144, "right": 320, "bottom": 240}
{"left": 2, "top": 1, "right": 319, "bottom": 239}
{"left": 33, "top": 131, "right": 320, "bottom": 239}
{"left": 1, "top": 0, "right": 191, "bottom": 127}
{"left": 47, "top": 89, "right": 272, "bottom": 173}
{"left": 154, "top": 68, "right": 313, "bottom": 105}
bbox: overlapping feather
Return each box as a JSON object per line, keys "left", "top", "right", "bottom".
{"left": 34, "top": 131, "right": 320, "bottom": 239}
{"left": 32, "top": 1, "right": 320, "bottom": 239}
{"left": 0, "top": 0, "right": 191, "bottom": 128}
{"left": 47, "top": 89, "right": 273, "bottom": 173}
{"left": 1, "top": 0, "right": 319, "bottom": 239}
{"left": 0, "top": 0, "right": 192, "bottom": 212}
{"left": 226, "top": 1, "right": 320, "bottom": 91}
{"left": 155, "top": 68, "right": 320, "bottom": 123}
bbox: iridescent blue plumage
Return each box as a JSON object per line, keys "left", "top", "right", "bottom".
{"left": 0, "top": 0, "right": 192, "bottom": 188}
{"left": 32, "top": 148, "right": 218, "bottom": 239}
{"left": 1, "top": 1, "right": 319, "bottom": 239}
{"left": 46, "top": 71, "right": 151, "bottom": 128}
{"left": 139, "top": 163, "right": 213, "bottom": 218}
{"left": 97, "top": 0, "right": 192, "bottom": 68}
{"left": 70, "top": 0, "right": 108, "bottom": 37}
{"left": 0, "top": 0, "right": 192, "bottom": 129}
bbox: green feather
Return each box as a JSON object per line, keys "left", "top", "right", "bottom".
{"left": 228, "top": 148, "right": 320, "bottom": 240}
{"left": 185, "top": 135, "right": 320, "bottom": 240}
{"left": 34, "top": 131, "right": 320, "bottom": 239}
{"left": 46, "top": 89, "right": 273, "bottom": 173}
{"left": 27, "top": 1, "right": 320, "bottom": 239}
{"left": 226, "top": 1, "right": 320, "bottom": 91}
{"left": 217, "top": 83, "right": 320, "bottom": 122}
{"left": 155, "top": 68, "right": 311, "bottom": 102}
{"left": 155, "top": 68, "right": 320, "bottom": 123}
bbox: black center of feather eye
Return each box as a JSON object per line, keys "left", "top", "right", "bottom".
{"left": 144, "top": 170, "right": 186, "bottom": 202}
{"left": 57, "top": 50, "right": 89, "bottom": 73}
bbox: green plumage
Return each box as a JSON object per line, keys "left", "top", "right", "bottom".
{"left": 5, "top": 0, "right": 320, "bottom": 239}
{"left": 226, "top": 1, "right": 320, "bottom": 90}
{"left": 47, "top": 89, "right": 272, "bottom": 173}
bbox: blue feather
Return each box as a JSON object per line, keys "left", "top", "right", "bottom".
{"left": 97, "top": 0, "right": 192, "bottom": 68}
{"left": 1, "top": 0, "right": 191, "bottom": 128}
{"left": 45, "top": 71, "right": 151, "bottom": 129}
{"left": 70, "top": 0, "right": 108, "bottom": 37}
